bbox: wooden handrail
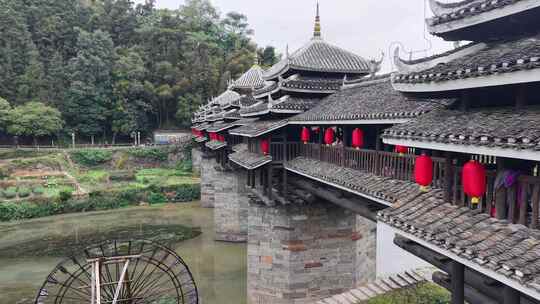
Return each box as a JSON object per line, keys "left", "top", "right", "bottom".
{"left": 278, "top": 142, "right": 540, "bottom": 230}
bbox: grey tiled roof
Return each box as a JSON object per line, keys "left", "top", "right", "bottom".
{"left": 285, "top": 157, "right": 422, "bottom": 204}
{"left": 240, "top": 96, "right": 260, "bottom": 107}
{"left": 428, "top": 0, "right": 530, "bottom": 26}
{"left": 291, "top": 78, "right": 450, "bottom": 122}
{"left": 229, "top": 119, "right": 288, "bottom": 137}
{"left": 393, "top": 34, "right": 540, "bottom": 84}
{"left": 378, "top": 192, "right": 540, "bottom": 294}
{"left": 239, "top": 102, "right": 269, "bottom": 116}
{"left": 194, "top": 136, "right": 208, "bottom": 143}
{"left": 271, "top": 96, "right": 321, "bottom": 113}
{"left": 263, "top": 38, "right": 371, "bottom": 80}
{"left": 253, "top": 82, "right": 279, "bottom": 97}
{"left": 230, "top": 65, "right": 265, "bottom": 90}
{"left": 228, "top": 144, "right": 272, "bottom": 169}
{"left": 224, "top": 109, "right": 241, "bottom": 120}
{"left": 281, "top": 76, "right": 343, "bottom": 93}
{"left": 214, "top": 90, "right": 241, "bottom": 108}
{"left": 206, "top": 118, "right": 258, "bottom": 132}
{"left": 194, "top": 123, "right": 211, "bottom": 131}
{"left": 205, "top": 140, "right": 227, "bottom": 150}
{"left": 382, "top": 106, "right": 540, "bottom": 151}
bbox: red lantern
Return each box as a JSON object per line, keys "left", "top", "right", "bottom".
{"left": 260, "top": 138, "right": 270, "bottom": 155}
{"left": 395, "top": 145, "right": 408, "bottom": 155}
{"left": 414, "top": 154, "right": 433, "bottom": 192}
{"left": 301, "top": 127, "right": 310, "bottom": 144}
{"left": 324, "top": 128, "right": 335, "bottom": 145}
{"left": 351, "top": 128, "right": 364, "bottom": 149}
{"left": 462, "top": 160, "right": 486, "bottom": 205}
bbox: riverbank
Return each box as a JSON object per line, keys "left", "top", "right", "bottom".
{"left": 0, "top": 202, "right": 247, "bottom": 304}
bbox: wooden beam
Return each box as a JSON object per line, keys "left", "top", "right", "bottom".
{"left": 289, "top": 177, "right": 379, "bottom": 221}
{"left": 433, "top": 271, "right": 498, "bottom": 304}
{"left": 504, "top": 286, "right": 521, "bottom": 304}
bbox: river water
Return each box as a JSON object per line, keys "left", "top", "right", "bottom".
{"left": 0, "top": 203, "right": 247, "bottom": 304}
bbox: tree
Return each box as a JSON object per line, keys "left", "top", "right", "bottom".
{"left": 0, "top": 98, "right": 11, "bottom": 132}
{"left": 64, "top": 29, "right": 114, "bottom": 140}
{"left": 176, "top": 93, "right": 202, "bottom": 128}
{"left": 258, "top": 46, "right": 279, "bottom": 67}
{"left": 7, "top": 102, "right": 64, "bottom": 145}
{"left": 111, "top": 48, "right": 152, "bottom": 143}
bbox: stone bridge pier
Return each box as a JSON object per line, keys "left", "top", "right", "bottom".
{"left": 247, "top": 199, "right": 376, "bottom": 304}
{"left": 213, "top": 168, "right": 249, "bottom": 242}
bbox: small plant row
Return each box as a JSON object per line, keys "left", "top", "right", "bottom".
{"left": 0, "top": 186, "right": 45, "bottom": 199}
{"left": 0, "top": 184, "right": 200, "bottom": 222}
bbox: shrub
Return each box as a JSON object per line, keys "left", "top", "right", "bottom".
{"left": 165, "top": 184, "right": 201, "bottom": 202}
{"left": 18, "top": 187, "right": 31, "bottom": 198}
{"left": 128, "top": 148, "right": 170, "bottom": 161}
{"left": 70, "top": 150, "right": 113, "bottom": 167}
{"left": 2, "top": 187, "right": 17, "bottom": 199}
{"left": 148, "top": 192, "right": 167, "bottom": 204}
{"left": 32, "top": 186, "right": 45, "bottom": 195}
{"left": 58, "top": 190, "right": 73, "bottom": 202}
{"left": 0, "top": 167, "right": 10, "bottom": 179}
{"left": 109, "top": 170, "right": 136, "bottom": 181}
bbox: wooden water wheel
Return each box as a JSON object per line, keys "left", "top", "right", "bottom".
{"left": 34, "top": 240, "right": 198, "bottom": 304}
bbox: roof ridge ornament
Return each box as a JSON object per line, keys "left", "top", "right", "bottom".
{"left": 369, "top": 51, "right": 384, "bottom": 78}
{"left": 313, "top": 1, "right": 322, "bottom": 39}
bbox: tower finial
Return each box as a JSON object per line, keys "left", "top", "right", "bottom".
{"left": 313, "top": 1, "right": 321, "bottom": 39}
{"left": 254, "top": 53, "right": 259, "bottom": 66}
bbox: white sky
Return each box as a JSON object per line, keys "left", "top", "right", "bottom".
{"left": 136, "top": 0, "right": 454, "bottom": 72}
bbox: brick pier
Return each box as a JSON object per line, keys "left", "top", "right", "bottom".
{"left": 247, "top": 200, "right": 376, "bottom": 304}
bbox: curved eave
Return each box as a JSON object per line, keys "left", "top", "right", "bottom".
{"left": 392, "top": 67, "right": 540, "bottom": 93}
{"left": 240, "top": 109, "right": 270, "bottom": 118}
{"left": 288, "top": 118, "right": 411, "bottom": 125}
{"left": 280, "top": 86, "right": 337, "bottom": 94}
{"left": 270, "top": 108, "right": 304, "bottom": 114}
{"left": 263, "top": 64, "right": 369, "bottom": 81}
{"left": 229, "top": 157, "right": 272, "bottom": 170}
{"left": 383, "top": 137, "right": 540, "bottom": 162}
{"left": 393, "top": 43, "right": 485, "bottom": 75}
{"left": 254, "top": 87, "right": 281, "bottom": 99}
{"left": 427, "top": 0, "right": 540, "bottom": 38}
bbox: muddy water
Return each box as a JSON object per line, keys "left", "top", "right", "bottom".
{"left": 0, "top": 203, "right": 247, "bottom": 304}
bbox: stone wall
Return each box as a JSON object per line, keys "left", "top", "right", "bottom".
{"left": 214, "top": 169, "right": 249, "bottom": 242}
{"left": 200, "top": 156, "right": 217, "bottom": 208}
{"left": 247, "top": 200, "right": 375, "bottom": 304}
{"left": 191, "top": 148, "right": 202, "bottom": 175}
{"left": 354, "top": 215, "right": 377, "bottom": 285}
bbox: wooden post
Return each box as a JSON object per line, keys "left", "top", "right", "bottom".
{"left": 503, "top": 286, "right": 520, "bottom": 304}
{"left": 251, "top": 170, "right": 255, "bottom": 188}
{"left": 444, "top": 153, "right": 453, "bottom": 204}
{"left": 375, "top": 127, "right": 382, "bottom": 151}
{"left": 496, "top": 158, "right": 507, "bottom": 220}
{"left": 451, "top": 261, "right": 465, "bottom": 304}
{"left": 283, "top": 169, "right": 288, "bottom": 199}
{"left": 516, "top": 85, "right": 527, "bottom": 110}
{"left": 267, "top": 165, "right": 273, "bottom": 200}
{"left": 460, "top": 91, "right": 471, "bottom": 112}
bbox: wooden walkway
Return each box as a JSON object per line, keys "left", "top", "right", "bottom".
{"left": 316, "top": 269, "right": 433, "bottom": 304}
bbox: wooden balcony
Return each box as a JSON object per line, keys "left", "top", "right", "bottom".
{"left": 269, "top": 142, "right": 540, "bottom": 230}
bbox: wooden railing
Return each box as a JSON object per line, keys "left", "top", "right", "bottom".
{"left": 269, "top": 142, "right": 540, "bottom": 229}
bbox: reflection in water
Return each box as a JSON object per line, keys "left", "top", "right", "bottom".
{"left": 0, "top": 203, "right": 247, "bottom": 304}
